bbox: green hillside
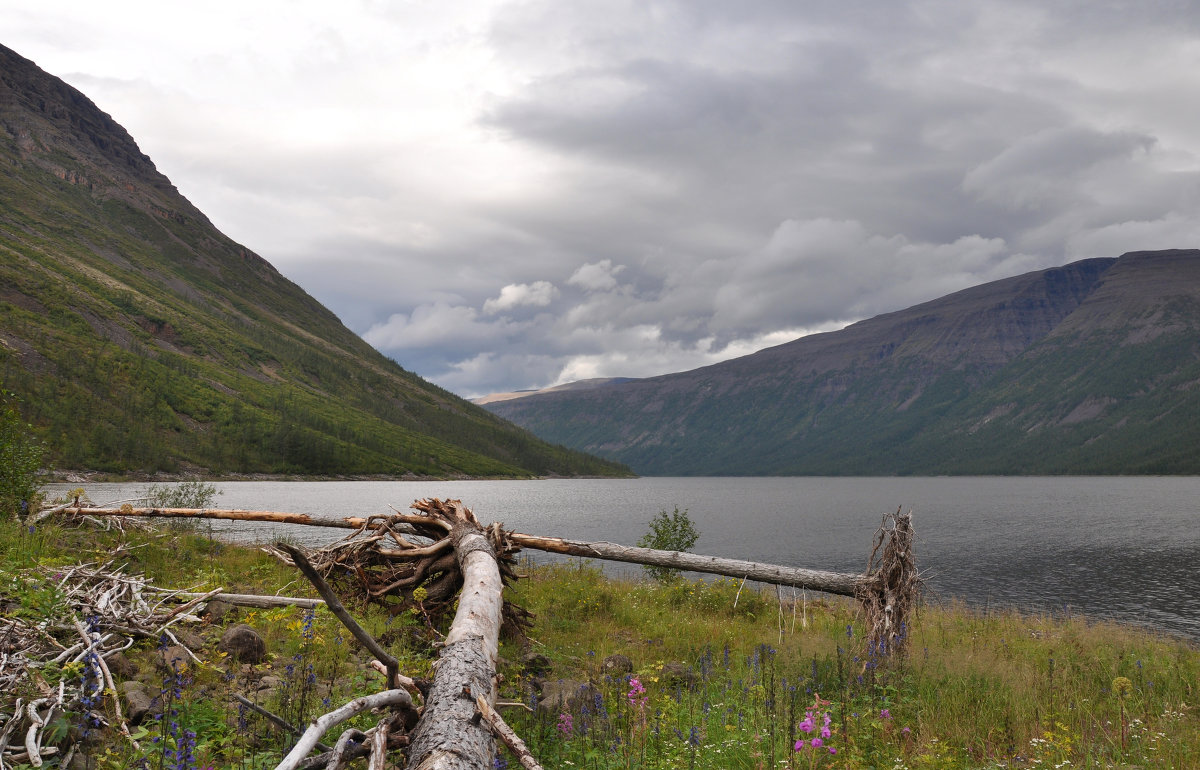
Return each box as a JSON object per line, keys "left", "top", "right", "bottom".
{"left": 0, "top": 44, "right": 631, "bottom": 478}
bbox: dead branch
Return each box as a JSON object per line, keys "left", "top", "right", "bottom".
{"left": 233, "top": 695, "right": 333, "bottom": 753}
{"left": 275, "top": 689, "right": 415, "bottom": 770}
{"left": 278, "top": 543, "right": 401, "bottom": 690}
{"left": 154, "top": 590, "right": 325, "bottom": 610}
{"left": 368, "top": 718, "right": 390, "bottom": 770}
{"left": 475, "top": 695, "right": 544, "bottom": 770}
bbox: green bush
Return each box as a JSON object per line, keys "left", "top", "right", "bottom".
{"left": 637, "top": 505, "right": 700, "bottom": 582}
{"left": 143, "top": 480, "right": 220, "bottom": 508}
{"left": 0, "top": 391, "right": 43, "bottom": 519}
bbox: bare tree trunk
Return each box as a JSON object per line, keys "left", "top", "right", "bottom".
{"left": 155, "top": 591, "right": 324, "bottom": 609}
{"left": 63, "top": 507, "right": 354, "bottom": 527}
{"left": 508, "top": 533, "right": 867, "bottom": 597}
{"left": 65, "top": 509, "right": 869, "bottom": 597}
{"left": 405, "top": 500, "right": 504, "bottom": 770}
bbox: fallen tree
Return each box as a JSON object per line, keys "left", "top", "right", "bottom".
{"left": 508, "top": 532, "right": 866, "bottom": 596}
{"left": 46, "top": 497, "right": 918, "bottom": 769}
{"left": 61, "top": 506, "right": 870, "bottom": 597}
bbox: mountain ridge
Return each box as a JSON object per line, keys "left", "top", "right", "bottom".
{"left": 0, "top": 43, "right": 631, "bottom": 478}
{"left": 485, "top": 250, "right": 1200, "bottom": 475}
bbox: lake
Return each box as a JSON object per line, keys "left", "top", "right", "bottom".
{"left": 44, "top": 476, "right": 1200, "bottom": 640}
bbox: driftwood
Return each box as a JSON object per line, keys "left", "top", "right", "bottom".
{"left": 158, "top": 591, "right": 324, "bottom": 610}
{"left": 0, "top": 564, "right": 214, "bottom": 768}
{"left": 509, "top": 532, "right": 867, "bottom": 596}
{"left": 62, "top": 506, "right": 362, "bottom": 528}
{"left": 404, "top": 499, "right": 505, "bottom": 770}
{"left": 273, "top": 499, "right": 509, "bottom": 770}
{"left": 60, "top": 506, "right": 870, "bottom": 598}
{"left": 40, "top": 496, "right": 918, "bottom": 770}
{"left": 858, "top": 508, "right": 918, "bottom": 658}
{"left": 275, "top": 689, "right": 414, "bottom": 770}
{"left": 474, "top": 695, "right": 544, "bottom": 770}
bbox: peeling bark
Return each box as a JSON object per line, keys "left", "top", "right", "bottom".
{"left": 405, "top": 500, "right": 504, "bottom": 770}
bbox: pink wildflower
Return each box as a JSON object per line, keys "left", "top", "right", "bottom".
{"left": 627, "top": 677, "right": 648, "bottom": 708}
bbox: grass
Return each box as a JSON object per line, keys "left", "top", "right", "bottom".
{"left": 502, "top": 564, "right": 1199, "bottom": 769}
{"left": 0, "top": 516, "right": 1196, "bottom": 769}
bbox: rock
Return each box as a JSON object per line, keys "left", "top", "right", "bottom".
{"left": 661, "top": 662, "right": 699, "bottom": 687}
{"left": 218, "top": 624, "right": 266, "bottom": 664}
{"left": 203, "top": 599, "right": 234, "bottom": 623}
{"left": 157, "top": 645, "right": 192, "bottom": 671}
{"left": 602, "top": 654, "right": 633, "bottom": 675}
{"left": 537, "top": 679, "right": 599, "bottom": 715}
{"left": 257, "top": 675, "right": 284, "bottom": 691}
{"left": 521, "top": 652, "right": 552, "bottom": 676}
{"left": 120, "top": 680, "right": 157, "bottom": 725}
{"left": 105, "top": 650, "right": 138, "bottom": 679}
{"left": 174, "top": 629, "right": 207, "bottom": 651}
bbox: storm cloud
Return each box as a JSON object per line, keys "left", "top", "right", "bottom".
{"left": 6, "top": 0, "right": 1200, "bottom": 396}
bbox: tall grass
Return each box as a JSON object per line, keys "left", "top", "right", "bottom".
{"left": 501, "top": 561, "right": 1199, "bottom": 769}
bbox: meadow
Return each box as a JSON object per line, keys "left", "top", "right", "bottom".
{"left": 0, "top": 512, "right": 1196, "bottom": 769}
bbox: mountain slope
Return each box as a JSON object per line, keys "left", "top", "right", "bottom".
{"left": 0, "top": 43, "right": 630, "bottom": 478}
{"left": 485, "top": 250, "right": 1200, "bottom": 475}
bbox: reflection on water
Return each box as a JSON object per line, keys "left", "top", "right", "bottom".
{"left": 44, "top": 476, "right": 1200, "bottom": 640}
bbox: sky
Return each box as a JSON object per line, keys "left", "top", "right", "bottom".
{"left": 5, "top": 1, "right": 1200, "bottom": 397}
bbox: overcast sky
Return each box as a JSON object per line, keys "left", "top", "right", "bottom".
{"left": 6, "top": 1, "right": 1200, "bottom": 397}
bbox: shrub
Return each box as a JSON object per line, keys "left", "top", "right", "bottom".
{"left": 0, "top": 391, "right": 43, "bottom": 519}
{"left": 143, "top": 480, "right": 220, "bottom": 508}
{"left": 637, "top": 505, "right": 700, "bottom": 583}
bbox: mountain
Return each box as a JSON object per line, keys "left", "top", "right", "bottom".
{"left": 0, "top": 44, "right": 630, "bottom": 478}
{"left": 485, "top": 250, "right": 1200, "bottom": 475}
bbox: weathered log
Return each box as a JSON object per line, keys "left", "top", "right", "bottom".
{"left": 474, "top": 696, "right": 544, "bottom": 770}
{"left": 508, "top": 533, "right": 867, "bottom": 597}
{"left": 157, "top": 591, "right": 325, "bottom": 610}
{"left": 275, "top": 690, "right": 414, "bottom": 770}
{"left": 62, "top": 507, "right": 361, "bottom": 528}
{"left": 60, "top": 508, "right": 868, "bottom": 599}
{"left": 405, "top": 500, "right": 504, "bottom": 770}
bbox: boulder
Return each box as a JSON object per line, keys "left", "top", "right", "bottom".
{"left": 602, "top": 654, "right": 633, "bottom": 675}
{"left": 537, "top": 679, "right": 599, "bottom": 715}
{"left": 661, "top": 662, "right": 699, "bottom": 687}
{"left": 203, "top": 599, "right": 234, "bottom": 623}
{"left": 520, "top": 651, "right": 552, "bottom": 676}
{"left": 119, "top": 680, "right": 156, "bottom": 725}
{"left": 218, "top": 624, "right": 266, "bottom": 664}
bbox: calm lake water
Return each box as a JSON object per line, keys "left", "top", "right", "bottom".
{"left": 45, "top": 477, "right": 1200, "bottom": 640}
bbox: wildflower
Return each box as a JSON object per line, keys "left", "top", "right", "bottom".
{"left": 881, "top": 708, "right": 891, "bottom": 720}
{"left": 557, "top": 712, "right": 573, "bottom": 736}
{"left": 627, "top": 677, "right": 648, "bottom": 708}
